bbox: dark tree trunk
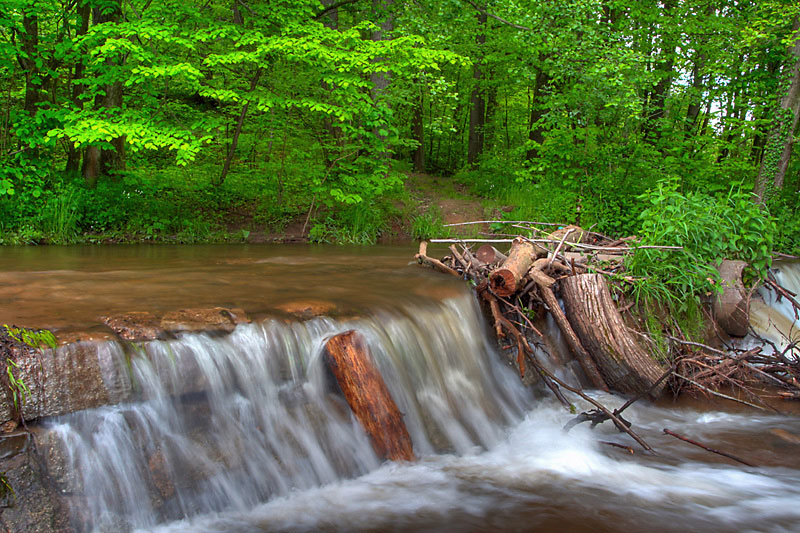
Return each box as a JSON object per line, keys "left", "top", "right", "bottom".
{"left": 685, "top": 52, "right": 705, "bottom": 131}
{"left": 20, "top": 10, "right": 39, "bottom": 118}
{"left": 218, "top": 68, "right": 262, "bottom": 186}
{"left": 467, "top": 11, "right": 487, "bottom": 168}
{"left": 84, "top": 0, "right": 125, "bottom": 185}
{"left": 643, "top": 0, "right": 677, "bottom": 142}
{"left": 66, "top": 1, "right": 91, "bottom": 173}
{"left": 412, "top": 89, "right": 425, "bottom": 172}
{"left": 525, "top": 69, "right": 550, "bottom": 163}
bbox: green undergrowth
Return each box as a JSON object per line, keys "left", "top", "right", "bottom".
{"left": 0, "top": 162, "right": 412, "bottom": 245}
{"left": 626, "top": 179, "right": 776, "bottom": 310}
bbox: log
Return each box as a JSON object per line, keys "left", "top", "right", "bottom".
{"left": 323, "top": 331, "right": 415, "bottom": 462}
{"left": 476, "top": 245, "right": 508, "bottom": 265}
{"left": 489, "top": 238, "right": 546, "bottom": 297}
{"left": 712, "top": 260, "right": 750, "bottom": 337}
{"left": 546, "top": 225, "right": 587, "bottom": 250}
{"left": 560, "top": 274, "right": 666, "bottom": 398}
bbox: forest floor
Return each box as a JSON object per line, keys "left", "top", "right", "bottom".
{"left": 244, "top": 172, "right": 500, "bottom": 244}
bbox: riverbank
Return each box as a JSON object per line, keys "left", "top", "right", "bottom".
{"left": 0, "top": 171, "right": 498, "bottom": 246}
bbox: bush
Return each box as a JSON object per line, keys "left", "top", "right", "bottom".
{"left": 627, "top": 179, "right": 776, "bottom": 309}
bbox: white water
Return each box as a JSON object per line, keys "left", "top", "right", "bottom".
{"left": 751, "top": 261, "right": 800, "bottom": 360}
{"left": 47, "top": 294, "right": 532, "bottom": 531}
{"left": 43, "top": 263, "right": 800, "bottom": 533}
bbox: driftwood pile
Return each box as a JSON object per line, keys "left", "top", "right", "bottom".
{"left": 416, "top": 226, "right": 668, "bottom": 398}
{"left": 414, "top": 222, "right": 800, "bottom": 453}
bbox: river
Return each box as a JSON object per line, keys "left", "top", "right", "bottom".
{"left": 1, "top": 245, "right": 799, "bottom": 532}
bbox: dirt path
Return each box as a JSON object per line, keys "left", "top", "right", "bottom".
{"left": 405, "top": 173, "right": 498, "bottom": 238}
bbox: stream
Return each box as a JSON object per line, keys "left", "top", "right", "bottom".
{"left": 1, "top": 245, "right": 799, "bottom": 532}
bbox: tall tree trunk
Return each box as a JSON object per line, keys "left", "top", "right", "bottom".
{"left": 755, "top": 18, "right": 800, "bottom": 202}
{"left": 66, "top": 1, "right": 91, "bottom": 173}
{"left": 685, "top": 52, "right": 705, "bottom": 131}
{"left": 412, "top": 88, "right": 425, "bottom": 172}
{"left": 83, "top": 0, "right": 124, "bottom": 186}
{"left": 370, "top": 0, "right": 394, "bottom": 164}
{"left": 750, "top": 61, "right": 781, "bottom": 165}
{"left": 525, "top": 69, "right": 550, "bottom": 163}
{"left": 319, "top": 0, "right": 343, "bottom": 158}
{"left": 218, "top": 67, "right": 262, "bottom": 186}
{"left": 467, "top": 10, "right": 487, "bottom": 168}
{"left": 716, "top": 85, "right": 740, "bottom": 164}
{"left": 484, "top": 81, "right": 497, "bottom": 152}
{"left": 20, "top": 9, "right": 39, "bottom": 118}
{"left": 643, "top": 0, "right": 678, "bottom": 142}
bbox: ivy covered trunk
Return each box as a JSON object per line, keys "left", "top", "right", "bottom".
{"left": 755, "top": 18, "right": 800, "bottom": 202}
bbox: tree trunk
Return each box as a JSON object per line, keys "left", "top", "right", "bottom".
{"left": 323, "top": 331, "right": 415, "bottom": 462}
{"left": 712, "top": 260, "right": 750, "bottom": 337}
{"left": 476, "top": 245, "right": 507, "bottom": 265}
{"left": 529, "top": 264, "right": 608, "bottom": 391}
{"left": 20, "top": 9, "right": 39, "bottom": 118}
{"left": 412, "top": 88, "right": 425, "bottom": 172}
{"left": 643, "top": 0, "right": 677, "bottom": 142}
{"left": 467, "top": 10, "right": 487, "bottom": 167}
{"left": 755, "top": 18, "right": 800, "bottom": 202}
{"left": 218, "top": 68, "right": 262, "bottom": 186}
{"left": 560, "top": 274, "right": 666, "bottom": 398}
{"left": 525, "top": 69, "right": 550, "bottom": 163}
{"left": 66, "top": 0, "right": 91, "bottom": 173}
{"left": 84, "top": 0, "right": 125, "bottom": 184}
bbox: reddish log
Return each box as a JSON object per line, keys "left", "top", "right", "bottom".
{"left": 560, "top": 274, "right": 666, "bottom": 398}
{"left": 323, "top": 331, "right": 415, "bottom": 462}
{"left": 489, "top": 238, "right": 546, "bottom": 297}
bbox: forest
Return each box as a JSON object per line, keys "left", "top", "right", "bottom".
{"left": 0, "top": 0, "right": 798, "bottom": 255}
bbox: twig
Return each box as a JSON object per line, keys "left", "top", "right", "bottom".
{"left": 548, "top": 228, "right": 574, "bottom": 269}
{"left": 530, "top": 359, "right": 655, "bottom": 453}
{"left": 673, "top": 372, "right": 770, "bottom": 411}
{"left": 662, "top": 428, "right": 755, "bottom": 467}
{"left": 600, "top": 441, "right": 635, "bottom": 454}
{"left": 442, "top": 220, "right": 565, "bottom": 227}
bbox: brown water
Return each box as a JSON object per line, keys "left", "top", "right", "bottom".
{"left": 3, "top": 245, "right": 800, "bottom": 532}
{"left": 0, "top": 244, "right": 462, "bottom": 333}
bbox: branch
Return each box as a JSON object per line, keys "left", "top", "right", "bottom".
{"left": 314, "top": 0, "right": 362, "bottom": 20}
{"left": 462, "top": 0, "right": 534, "bottom": 32}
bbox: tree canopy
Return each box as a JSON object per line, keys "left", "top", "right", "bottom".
{"left": 0, "top": 0, "right": 798, "bottom": 249}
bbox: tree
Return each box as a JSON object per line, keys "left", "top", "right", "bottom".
{"left": 755, "top": 17, "right": 800, "bottom": 201}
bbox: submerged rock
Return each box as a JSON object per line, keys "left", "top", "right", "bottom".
{"left": 102, "top": 312, "right": 164, "bottom": 342}
{"left": 161, "top": 307, "right": 248, "bottom": 335}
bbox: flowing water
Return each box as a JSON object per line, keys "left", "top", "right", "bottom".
{"left": 751, "top": 260, "right": 800, "bottom": 361}
{"left": 2, "top": 246, "right": 800, "bottom": 532}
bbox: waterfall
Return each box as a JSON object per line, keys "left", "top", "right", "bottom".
{"left": 750, "top": 260, "right": 800, "bottom": 360}
{"left": 45, "top": 293, "right": 533, "bottom": 531}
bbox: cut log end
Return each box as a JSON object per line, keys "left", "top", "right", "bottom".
{"left": 323, "top": 331, "right": 415, "bottom": 462}
{"left": 490, "top": 270, "right": 517, "bottom": 297}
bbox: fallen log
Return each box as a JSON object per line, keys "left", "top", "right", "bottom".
{"left": 489, "top": 237, "right": 546, "bottom": 297}
{"left": 323, "top": 330, "right": 415, "bottom": 462}
{"left": 560, "top": 274, "right": 666, "bottom": 398}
